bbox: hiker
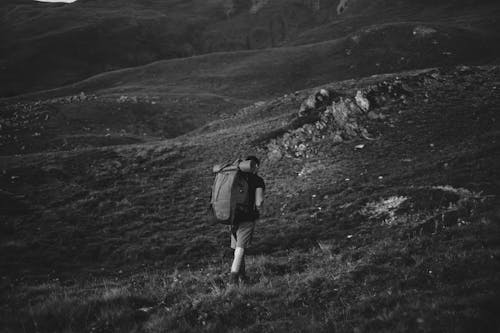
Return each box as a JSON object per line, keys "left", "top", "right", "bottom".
{"left": 210, "top": 155, "right": 265, "bottom": 285}
{"left": 229, "top": 155, "right": 265, "bottom": 285}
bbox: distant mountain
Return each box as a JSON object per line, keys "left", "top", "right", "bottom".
{"left": 1, "top": 0, "right": 499, "bottom": 97}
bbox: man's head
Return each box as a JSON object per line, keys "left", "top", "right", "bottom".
{"left": 246, "top": 155, "right": 260, "bottom": 173}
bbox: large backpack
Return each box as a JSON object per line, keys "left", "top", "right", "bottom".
{"left": 210, "top": 159, "right": 256, "bottom": 225}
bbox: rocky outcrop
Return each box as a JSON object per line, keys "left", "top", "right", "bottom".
{"left": 412, "top": 26, "right": 438, "bottom": 38}
{"left": 267, "top": 79, "right": 410, "bottom": 160}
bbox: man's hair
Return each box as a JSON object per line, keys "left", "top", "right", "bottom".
{"left": 246, "top": 155, "right": 260, "bottom": 166}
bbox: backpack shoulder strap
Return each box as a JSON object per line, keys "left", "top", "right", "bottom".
{"left": 213, "top": 161, "right": 233, "bottom": 173}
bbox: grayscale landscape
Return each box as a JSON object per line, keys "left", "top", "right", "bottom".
{"left": 1, "top": 0, "right": 499, "bottom": 331}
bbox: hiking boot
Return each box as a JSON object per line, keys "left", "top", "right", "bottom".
{"left": 228, "top": 272, "right": 239, "bottom": 287}
{"left": 239, "top": 273, "right": 249, "bottom": 285}
{"left": 239, "top": 259, "right": 247, "bottom": 284}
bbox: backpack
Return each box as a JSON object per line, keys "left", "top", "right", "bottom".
{"left": 210, "top": 159, "right": 256, "bottom": 225}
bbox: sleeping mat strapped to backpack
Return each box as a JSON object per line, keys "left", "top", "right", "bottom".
{"left": 210, "top": 159, "right": 255, "bottom": 225}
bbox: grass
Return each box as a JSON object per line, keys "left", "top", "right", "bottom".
{"left": 3, "top": 208, "right": 498, "bottom": 332}
{"left": 1, "top": 65, "right": 500, "bottom": 331}
{"left": 3, "top": 23, "right": 498, "bottom": 156}
{"left": 2, "top": 1, "right": 499, "bottom": 156}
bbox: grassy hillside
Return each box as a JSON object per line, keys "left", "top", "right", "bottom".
{"left": 1, "top": 0, "right": 499, "bottom": 96}
{"left": 2, "top": 17, "right": 498, "bottom": 155}
{"left": 1, "top": 1, "right": 500, "bottom": 331}
{"left": 1, "top": 65, "right": 499, "bottom": 332}
{"left": 0, "top": 0, "right": 217, "bottom": 96}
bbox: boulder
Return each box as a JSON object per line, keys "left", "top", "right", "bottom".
{"left": 267, "top": 148, "right": 282, "bottom": 162}
{"left": 298, "top": 94, "right": 317, "bottom": 117}
{"left": 355, "top": 90, "right": 370, "bottom": 112}
{"left": 331, "top": 99, "right": 350, "bottom": 127}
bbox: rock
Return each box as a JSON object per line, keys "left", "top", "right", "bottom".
{"left": 331, "top": 99, "right": 351, "bottom": 127}
{"left": 319, "top": 89, "right": 329, "bottom": 98}
{"left": 367, "top": 111, "right": 382, "bottom": 120}
{"left": 118, "top": 96, "right": 128, "bottom": 103}
{"left": 299, "top": 89, "right": 339, "bottom": 117}
{"left": 346, "top": 98, "right": 362, "bottom": 114}
{"left": 360, "top": 128, "right": 376, "bottom": 141}
{"left": 344, "top": 123, "right": 358, "bottom": 137}
{"left": 268, "top": 80, "right": 406, "bottom": 158}
{"left": 430, "top": 72, "right": 440, "bottom": 80}
{"left": 268, "top": 149, "right": 282, "bottom": 162}
{"left": 355, "top": 90, "right": 370, "bottom": 112}
{"left": 412, "top": 26, "right": 437, "bottom": 38}
{"left": 297, "top": 143, "right": 307, "bottom": 155}
{"left": 332, "top": 133, "right": 343, "bottom": 143}
{"left": 303, "top": 123, "right": 315, "bottom": 134}
{"left": 315, "top": 121, "right": 327, "bottom": 130}
{"left": 329, "top": 98, "right": 360, "bottom": 128}
{"left": 298, "top": 94, "right": 317, "bottom": 117}
{"left": 458, "top": 65, "right": 471, "bottom": 73}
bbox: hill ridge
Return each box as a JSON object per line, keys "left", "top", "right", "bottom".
{"left": 1, "top": 64, "right": 499, "bottom": 331}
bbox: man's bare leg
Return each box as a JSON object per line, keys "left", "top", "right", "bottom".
{"left": 230, "top": 247, "right": 244, "bottom": 285}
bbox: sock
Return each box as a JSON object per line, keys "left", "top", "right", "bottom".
{"left": 231, "top": 247, "right": 244, "bottom": 273}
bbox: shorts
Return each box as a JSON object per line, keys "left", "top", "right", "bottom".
{"left": 230, "top": 220, "right": 256, "bottom": 249}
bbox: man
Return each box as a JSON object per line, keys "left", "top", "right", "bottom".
{"left": 229, "top": 155, "right": 265, "bottom": 286}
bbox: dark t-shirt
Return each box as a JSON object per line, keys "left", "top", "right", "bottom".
{"left": 237, "top": 172, "right": 265, "bottom": 222}
{"left": 246, "top": 173, "right": 265, "bottom": 210}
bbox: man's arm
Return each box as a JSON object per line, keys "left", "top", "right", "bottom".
{"left": 255, "top": 187, "right": 264, "bottom": 210}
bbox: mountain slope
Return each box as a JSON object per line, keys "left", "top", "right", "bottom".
{"left": 1, "top": 1, "right": 500, "bottom": 331}
{"left": 1, "top": 0, "right": 499, "bottom": 96}
{"left": 1, "top": 18, "right": 498, "bottom": 156}
{"left": 1, "top": 65, "right": 499, "bottom": 332}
